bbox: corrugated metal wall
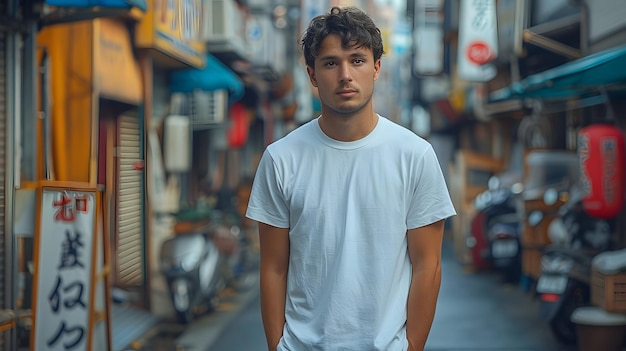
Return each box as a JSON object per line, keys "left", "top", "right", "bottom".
{"left": 116, "top": 113, "right": 144, "bottom": 286}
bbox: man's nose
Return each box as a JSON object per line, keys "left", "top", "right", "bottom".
{"left": 339, "top": 64, "right": 353, "bottom": 82}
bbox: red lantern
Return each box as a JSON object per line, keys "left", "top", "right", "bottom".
{"left": 578, "top": 124, "right": 625, "bottom": 219}
{"left": 227, "top": 102, "right": 249, "bottom": 148}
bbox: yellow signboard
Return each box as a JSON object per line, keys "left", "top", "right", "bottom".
{"left": 136, "top": 0, "right": 206, "bottom": 68}
{"left": 95, "top": 18, "right": 143, "bottom": 104}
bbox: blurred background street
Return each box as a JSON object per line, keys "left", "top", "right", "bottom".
{"left": 2, "top": 1, "right": 626, "bottom": 351}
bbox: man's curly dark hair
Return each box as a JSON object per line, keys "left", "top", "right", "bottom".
{"left": 300, "top": 6, "right": 385, "bottom": 68}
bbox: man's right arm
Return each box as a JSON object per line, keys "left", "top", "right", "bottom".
{"left": 258, "top": 222, "right": 290, "bottom": 351}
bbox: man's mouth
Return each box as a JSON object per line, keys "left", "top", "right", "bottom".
{"left": 337, "top": 89, "right": 357, "bottom": 96}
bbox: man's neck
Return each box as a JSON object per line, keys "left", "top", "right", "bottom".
{"left": 318, "top": 111, "right": 379, "bottom": 142}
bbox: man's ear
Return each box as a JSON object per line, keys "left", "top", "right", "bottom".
{"left": 373, "top": 59, "right": 381, "bottom": 81}
{"left": 306, "top": 65, "right": 318, "bottom": 87}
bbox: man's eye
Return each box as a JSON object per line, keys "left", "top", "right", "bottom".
{"left": 324, "top": 62, "right": 336, "bottom": 67}
{"left": 354, "top": 59, "right": 364, "bottom": 64}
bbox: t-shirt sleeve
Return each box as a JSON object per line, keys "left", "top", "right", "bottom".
{"left": 406, "top": 145, "right": 457, "bottom": 229}
{"left": 245, "top": 150, "right": 290, "bottom": 228}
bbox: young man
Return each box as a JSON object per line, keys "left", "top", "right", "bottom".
{"left": 246, "top": 6, "right": 456, "bottom": 351}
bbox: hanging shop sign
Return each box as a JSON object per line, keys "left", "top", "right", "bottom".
{"left": 496, "top": 0, "right": 527, "bottom": 60}
{"left": 457, "top": 0, "right": 498, "bottom": 81}
{"left": 31, "top": 185, "right": 108, "bottom": 351}
{"left": 578, "top": 124, "right": 625, "bottom": 219}
{"left": 413, "top": 11, "right": 444, "bottom": 76}
{"left": 95, "top": 18, "right": 142, "bottom": 104}
{"left": 135, "top": 0, "right": 206, "bottom": 68}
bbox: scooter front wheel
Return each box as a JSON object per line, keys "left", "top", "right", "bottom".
{"left": 172, "top": 278, "right": 194, "bottom": 324}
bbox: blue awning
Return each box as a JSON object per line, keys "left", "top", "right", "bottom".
{"left": 490, "top": 43, "right": 626, "bottom": 102}
{"left": 45, "top": 0, "right": 147, "bottom": 11}
{"left": 169, "top": 54, "right": 244, "bottom": 103}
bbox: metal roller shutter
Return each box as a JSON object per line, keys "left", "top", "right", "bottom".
{"left": 0, "top": 20, "right": 6, "bottom": 315}
{"left": 116, "top": 113, "right": 144, "bottom": 286}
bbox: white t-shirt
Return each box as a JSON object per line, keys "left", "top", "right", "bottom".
{"left": 246, "top": 116, "right": 456, "bottom": 351}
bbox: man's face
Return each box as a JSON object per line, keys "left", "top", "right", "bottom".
{"left": 307, "top": 34, "right": 381, "bottom": 116}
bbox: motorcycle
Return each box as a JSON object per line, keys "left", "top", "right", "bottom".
{"left": 467, "top": 172, "right": 523, "bottom": 282}
{"left": 160, "top": 225, "right": 225, "bottom": 324}
{"left": 535, "top": 185, "right": 614, "bottom": 344}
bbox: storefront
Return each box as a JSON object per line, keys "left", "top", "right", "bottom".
{"left": 92, "top": 16, "right": 145, "bottom": 294}
{"left": 15, "top": 1, "right": 150, "bottom": 350}
{"left": 487, "top": 42, "right": 626, "bottom": 278}
{"left": 133, "top": 0, "right": 211, "bottom": 320}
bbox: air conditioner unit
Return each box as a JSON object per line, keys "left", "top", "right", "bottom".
{"left": 245, "top": 14, "right": 286, "bottom": 78}
{"left": 190, "top": 89, "right": 228, "bottom": 130}
{"left": 246, "top": 15, "right": 275, "bottom": 66}
{"left": 202, "top": 0, "right": 247, "bottom": 58}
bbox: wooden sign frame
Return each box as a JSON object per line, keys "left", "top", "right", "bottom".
{"left": 30, "top": 181, "right": 111, "bottom": 351}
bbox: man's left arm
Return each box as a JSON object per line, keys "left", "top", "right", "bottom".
{"left": 406, "top": 219, "right": 445, "bottom": 351}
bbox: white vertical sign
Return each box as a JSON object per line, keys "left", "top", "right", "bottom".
{"left": 457, "top": 0, "right": 498, "bottom": 81}
{"left": 34, "top": 189, "right": 96, "bottom": 351}
{"left": 414, "top": 12, "right": 444, "bottom": 75}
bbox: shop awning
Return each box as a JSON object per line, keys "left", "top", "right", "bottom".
{"left": 45, "top": 0, "right": 147, "bottom": 11}
{"left": 169, "top": 54, "right": 244, "bottom": 103}
{"left": 490, "top": 43, "right": 626, "bottom": 102}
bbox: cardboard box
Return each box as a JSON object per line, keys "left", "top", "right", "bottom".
{"left": 591, "top": 269, "right": 626, "bottom": 313}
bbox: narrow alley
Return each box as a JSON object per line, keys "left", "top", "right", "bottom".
{"left": 145, "top": 239, "right": 576, "bottom": 351}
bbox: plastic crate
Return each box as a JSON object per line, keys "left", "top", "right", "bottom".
{"left": 591, "top": 269, "right": 626, "bottom": 313}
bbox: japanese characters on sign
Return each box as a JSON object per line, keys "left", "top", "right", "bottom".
{"left": 457, "top": 0, "right": 498, "bottom": 81}
{"left": 34, "top": 190, "right": 96, "bottom": 351}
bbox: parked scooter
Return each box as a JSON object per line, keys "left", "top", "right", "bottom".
{"left": 467, "top": 172, "right": 523, "bottom": 282}
{"left": 160, "top": 226, "right": 224, "bottom": 324}
{"left": 160, "top": 186, "right": 254, "bottom": 324}
{"left": 535, "top": 185, "right": 614, "bottom": 344}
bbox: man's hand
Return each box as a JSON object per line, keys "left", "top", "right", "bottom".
{"left": 258, "top": 222, "right": 290, "bottom": 350}
{"left": 405, "top": 219, "right": 445, "bottom": 350}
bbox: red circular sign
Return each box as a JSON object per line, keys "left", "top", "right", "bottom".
{"left": 467, "top": 41, "right": 493, "bottom": 65}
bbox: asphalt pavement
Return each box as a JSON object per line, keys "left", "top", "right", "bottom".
{"left": 146, "top": 239, "right": 580, "bottom": 351}
{"left": 426, "top": 244, "right": 572, "bottom": 351}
